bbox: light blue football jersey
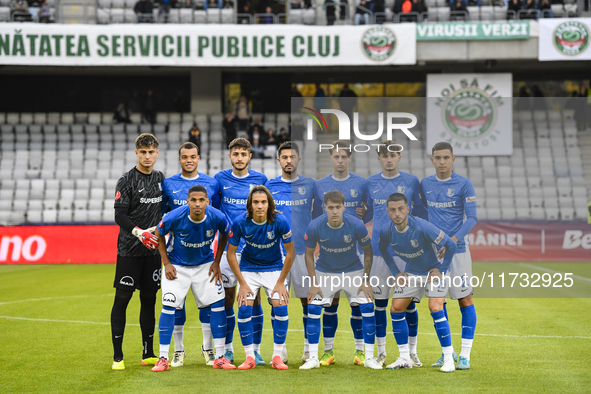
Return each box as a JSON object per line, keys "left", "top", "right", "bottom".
{"left": 228, "top": 213, "right": 292, "bottom": 272}
{"left": 367, "top": 171, "right": 427, "bottom": 257}
{"left": 158, "top": 205, "right": 230, "bottom": 267}
{"left": 420, "top": 172, "right": 477, "bottom": 254}
{"left": 162, "top": 172, "right": 220, "bottom": 214}
{"left": 304, "top": 213, "right": 371, "bottom": 274}
{"left": 379, "top": 215, "right": 456, "bottom": 276}
{"left": 265, "top": 175, "right": 316, "bottom": 255}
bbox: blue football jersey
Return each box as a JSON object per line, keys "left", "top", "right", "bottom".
{"left": 420, "top": 172, "right": 477, "bottom": 254}
{"left": 228, "top": 213, "right": 292, "bottom": 272}
{"left": 214, "top": 169, "right": 268, "bottom": 252}
{"left": 304, "top": 213, "right": 371, "bottom": 274}
{"left": 162, "top": 172, "right": 221, "bottom": 214}
{"left": 367, "top": 171, "right": 427, "bottom": 257}
{"left": 312, "top": 173, "right": 372, "bottom": 223}
{"left": 158, "top": 205, "right": 230, "bottom": 267}
{"left": 265, "top": 175, "right": 316, "bottom": 255}
{"left": 379, "top": 215, "right": 456, "bottom": 276}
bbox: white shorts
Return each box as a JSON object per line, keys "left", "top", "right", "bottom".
{"left": 242, "top": 270, "right": 286, "bottom": 301}
{"left": 287, "top": 254, "right": 310, "bottom": 299}
{"left": 220, "top": 251, "right": 241, "bottom": 289}
{"left": 370, "top": 255, "right": 406, "bottom": 300}
{"left": 448, "top": 247, "right": 473, "bottom": 300}
{"left": 161, "top": 262, "right": 225, "bottom": 309}
{"left": 310, "top": 269, "right": 373, "bottom": 307}
{"left": 391, "top": 274, "right": 449, "bottom": 302}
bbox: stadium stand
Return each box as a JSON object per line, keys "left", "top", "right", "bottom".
{"left": 0, "top": 106, "right": 589, "bottom": 225}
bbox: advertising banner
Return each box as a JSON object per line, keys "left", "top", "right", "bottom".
{"left": 539, "top": 18, "right": 591, "bottom": 61}
{"left": 426, "top": 73, "right": 513, "bottom": 156}
{"left": 417, "top": 21, "right": 529, "bottom": 41}
{"left": 468, "top": 221, "right": 591, "bottom": 262}
{"left": 0, "top": 23, "right": 416, "bottom": 66}
{"left": 0, "top": 225, "right": 120, "bottom": 264}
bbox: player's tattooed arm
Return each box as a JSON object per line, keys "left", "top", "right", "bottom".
{"left": 155, "top": 227, "right": 177, "bottom": 280}
{"left": 360, "top": 242, "right": 373, "bottom": 279}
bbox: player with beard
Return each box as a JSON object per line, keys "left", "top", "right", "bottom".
{"left": 214, "top": 138, "right": 268, "bottom": 364}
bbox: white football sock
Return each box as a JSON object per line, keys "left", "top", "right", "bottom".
{"left": 201, "top": 323, "right": 212, "bottom": 351}
{"left": 460, "top": 338, "right": 473, "bottom": 360}
{"left": 159, "top": 344, "right": 170, "bottom": 360}
{"left": 243, "top": 344, "right": 254, "bottom": 360}
{"left": 398, "top": 343, "right": 410, "bottom": 360}
{"left": 377, "top": 336, "right": 386, "bottom": 355}
{"left": 324, "top": 337, "right": 334, "bottom": 352}
{"left": 364, "top": 343, "right": 374, "bottom": 360}
{"left": 173, "top": 325, "right": 184, "bottom": 352}
{"left": 408, "top": 336, "right": 417, "bottom": 354}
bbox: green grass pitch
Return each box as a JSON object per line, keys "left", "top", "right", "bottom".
{"left": 1, "top": 263, "right": 591, "bottom": 394}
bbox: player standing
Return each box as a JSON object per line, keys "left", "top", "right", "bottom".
{"left": 111, "top": 133, "right": 164, "bottom": 371}
{"left": 151, "top": 185, "right": 235, "bottom": 372}
{"left": 379, "top": 193, "right": 457, "bottom": 372}
{"left": 265, "top": 141, "right": 316, "bottom": 362}
{"left": 161, "top": 142, "right": 221, "bottom": 367}
{"left": 302, "top": 190, "right": 381, "bottom": 370}
{"left": 421, "top": 142, "right": 478, "bottom": 370}
{"left": 312, "top": 140, "right": 372, "bottom": 366}
{"left": 366, "top": 140, "right": 427, "bottom": 367}
{"left": 214, "top": 138, "right": 268, "bottom": 365}
{"left": 227, "top": 186, "right": 292, "bottom": 370}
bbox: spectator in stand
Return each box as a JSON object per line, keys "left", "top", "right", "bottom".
{"left": 238, "top": 4, "right": 251, "bottom": 23}
{"left": 531, "top": 85, "right": 547, "bottom": 110}
{"left": 263, "top": 5, "right": 274, "bottom": 23}
{"left": 135, "top": 0, "right": 153, "bottom": 22}
{"left": 507, "top": 0, "right": 522, "bottom": 20}
{"left": 538, "top": 0, "right": 553, "bottom": 17}
{"left": 10, "top": 0, "right": 31, "bottom": 21}
{"left": 203, "top": 0, "right": 222, "bottom": 10}
{"left": 394, "top": 0, "right": 414, "bottom": 22}
{"left": 265, "top": 129, "right": 277, "bottom": 147}
{"left": 450, "top": 0, "right": 467, "bottom": 20}
{"left": 114, "top": 103, "right": 131, "bottom": 124}
{"left": 520, "top": 0, "right": 539, "bottom": 19}
{"left": 188, "top": 123, "right": 201, "bottom": 148}
{"left": 39, "top": 0, "right": 51, "bottom": 23}
{"left": 339, "top": 84, "right": 358, "bottom": 121}
{"left": 222, "top": 0, "right": 233, "bottom": 8}
{"left": 291, "top": 0, "right": 303, "bottom": 8}
{"left": 324, "top": 0, "right": 337, "bottom": 25}
{"left": 373, "top": 0, "right": 385, "bottom": 23}
{"left": 339, "top": 0, "right": 348, "bottom": 19}
{"left": 277, "top": 127, "right": 290, "bottom": 145}
{"left": 223, "top": 112, "right": 237, "bottom": 145}
{"left": 251, "top": 139, "right": 265, "bottom": 159}
{"left": 412, "top": 0, "right": 428, "bottom": 20}
{"left": 234, "top": 95, "right": 251, "bottom": 131}
{"left": 304, "top": 0, "right": 312, "bottom": 8}
{"left": 179, "top": 0, "right": 193, "bottom": 8}
{"left": 158, "top": 0, "right": 172, "bottom": 22}
{"left": 291, "top": 84, "right": 304, "bottom": 109}
{"left": 291, "top": 118, "right": 305, "bottom": 140}
{"left": 354, "top": 0, "right": 371, "bottom": 25}
{"left": 314, "top": 83, "right": 326, "bottom": 108}
{"left": 143, "top": 89, "right": 156, "bottom": 124}
{"left": 516, "top": 85, "right": 531, "bottom": 111}
{"left": 249, "top": 118, "right": 264, "bottom": 140}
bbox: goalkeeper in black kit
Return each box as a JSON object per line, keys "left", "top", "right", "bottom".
{"left": 110, "top": 133, "right": 165, "bottom": 371}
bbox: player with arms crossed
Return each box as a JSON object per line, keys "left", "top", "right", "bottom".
{"left": 421, "top": 142, "right": 478, "bottom": 370}
{"left": 379, "top": 193, "right": 457, "bottom": 372}
{"left": 161, "top": 142, "right": 221, "bottom": 367}
{"left": 265, "top": 141, "right": 316, "bottom": 363}
{"left": 366, "top": 140, "right": 427, "bottom": 367}
{"left": 214, "top": 138, "right": 268, "bottom": 364}
{"left": 302, "top": 190, "right": 381, "bottom": 370}
{"left": 151, "top": 185, "right": 235, "bottom": 372}
{"left": 227, "top": 186, "right": 292, "bottom": 370}
{"left": 111, "top": 133, "right": 164, "bottom": 371}
{"left": 312, "top": 140, "right": 372, "bottom": 366}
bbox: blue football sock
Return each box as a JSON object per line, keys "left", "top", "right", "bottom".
{"left": 237, "top": 305, "right": 253, "bottom": 347}
{"left": 460, "top": 304, "right": 477, "bottom": 340}
{"left": 209, "top": 300, "right": 227, "bottom": 359}
{"left": 443, "top": 302, "right": 449, "bottom": 321}
{"left": 375, "top": 299, "right": 388, "bottom": 341}
{"left": 390, "top": 312, "right": 409, "bottom": 345}
{"left": 270, "top": 304, "right": 275, "bottom": 329}
{"left": 306, "top": 304, "right": 322, "bottom": 346}
{"left": 431, "top": 310, "right": 452, "bottom": 348}
{"left": 272, "top": 305, "right": 289, "bottom": 345}
{"left": 406, "top": 301, "right": 419, "bottom": 338}
{"left": 359, "top": 303, "right": 376, "bottom": 345}
{"left": 225, "top": 307, "right": 235, "bottom": 348}
{"left": 323, "top": 304, "right": 339, "bottom": 339}
{"left": 252, "top": 303, "right": 264, "bottom": 347}
{"left": 302, "top": 304, "right": 308, "bottom": 342}
{"left": 350, "top": 305, "right": 363, "bottom": 341}
{"left": 175, "top": 306, "right": 187, "bottom": 326}
{"left": 158, "top": 306, "right": 176, "bottom": 346}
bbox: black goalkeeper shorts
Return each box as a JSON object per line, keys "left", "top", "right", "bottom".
{"left": 114, "top": 255, "right": 161, "bottom": 294}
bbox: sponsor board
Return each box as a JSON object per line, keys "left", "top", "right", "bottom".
{"left": 417, "top": 21, "right": 530, "bottom": 41}
{"left": 539, "top": 18, "right": 591, "bottom": 61}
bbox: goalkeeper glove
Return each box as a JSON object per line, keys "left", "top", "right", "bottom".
{"left": 132, "top": 227, "right": 159, "bottom": 250}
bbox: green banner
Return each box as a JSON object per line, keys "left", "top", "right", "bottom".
{"left": 417, "top": 21, "right": 529, "bottom": 41}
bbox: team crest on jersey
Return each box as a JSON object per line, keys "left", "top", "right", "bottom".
{"left": 397, "top": 185, "right": 405, "bottom": 194}
{"left": 249, "top": 184, "right": 256, "bottom": 192}
{"left": 344, "top": 234, "right": 352, "bottom": 243}
{"left": 206, "top": 229, "right": 215, "bottom": 237}
{"left": 411, "top": 239, "right": 419, "bottom": 248}
{"left": 267, "top": 231, "right": 275, "bottom": 240}
{"left": 350, "top": 189, "right": 358, "bottom": 198}
{"left": 298, "top": 187, "right": 306, "bottom": 195}
{"left": 447, "top": 188, "right": 455, "bottom": 197}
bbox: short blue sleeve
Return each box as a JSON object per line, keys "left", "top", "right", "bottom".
{"left": 278, "top": 215, "right": 292, "bottom": 244}
{"left": 355, "top": 219, "right": 371, "bottom": 247}
{"left": 304, "top": 222, "right": 318, "bottom": 249}
{"left": 158, "top": 210, "right": 175, "bottom": 236}
{"left": 228, "top": 219, "right": 243, "bottom": 247}
{"left": 216, "top": 210, "right": 231, "bottom": 236}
